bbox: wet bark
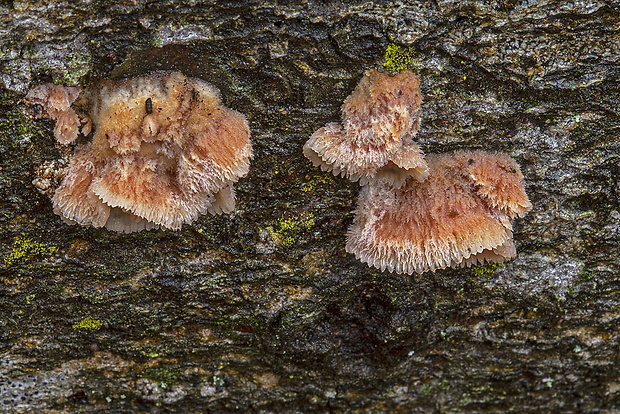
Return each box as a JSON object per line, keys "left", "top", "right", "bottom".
{"left": 0, "top": 1, "right": 619, "bottom": 412}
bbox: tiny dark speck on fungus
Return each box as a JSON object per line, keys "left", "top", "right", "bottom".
{"left": 28, "top": 71, "right": 252, "bottom": 232}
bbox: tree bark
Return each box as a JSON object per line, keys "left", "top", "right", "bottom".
{"left": 0, "top": 0, "right": 619, "bottom": 412}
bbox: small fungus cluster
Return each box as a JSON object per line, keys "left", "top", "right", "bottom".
{"left": 304, "top": 69, "right": 532, "bottom": 274}
{"left": 303, "top": 69, "right": 428, "bottom": 187}
{"left": 29, "top": 71, "right": 252, "bottom": 232}
{"left": 27, "top": 83, "right": 84, "bottom": 144}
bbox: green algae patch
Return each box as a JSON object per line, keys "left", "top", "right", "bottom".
{"left": 471, "top": 262, "right": 505, "bottom": 277}
{"left": 73, "top": 316, "right": 103, "bottom": 332}
{"left": 138, "top": 367, "right": 182, "bottom": 390}
{"left": 59, "top": 50, "right": 92, "bottom": 85}
{"left": 3, "top": 237, "right": 59, "bottom": 267}
{"left": 383, "top": 44, "right": 418, "bottom": 73}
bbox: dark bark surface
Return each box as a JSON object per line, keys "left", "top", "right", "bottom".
{"left": 0, "top": 1, "right": 619, "bottom": 412}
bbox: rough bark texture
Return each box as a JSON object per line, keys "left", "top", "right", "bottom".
{"left": 0, "top": 1, "right": 619, "bottom": 412}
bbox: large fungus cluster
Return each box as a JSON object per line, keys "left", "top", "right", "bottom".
{"left": 304, "top": 69, "right": 532, "bottom": 274}
{"left": 29, "top": 71, "right": 252, "bottom": 232}
{"left": 346, "top": 152, "right": 532, "bottom": 274}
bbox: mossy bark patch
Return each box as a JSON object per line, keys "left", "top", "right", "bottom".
{"left": 0, "top": 1, "right": 619, "bottom": 412}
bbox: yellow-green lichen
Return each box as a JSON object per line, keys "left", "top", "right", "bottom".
{"left": 130, "top": 344, "right": 170, "bottom": 359}
{"left": 383, "top": 44, "right": 418, "bottom": 73}
{"left": 267, "top": 212, "right": 316, "bottom": 248}
{"left": 141, "top": 350, "right": 161, "bottom": 358}
{"left": 300, "top": 175, "right": 335, "bottom": 193}
{"left": 139, "top": 367, "right": 182, "bottom": 390}
{"left": 207, "top": 375, "right": 225, "bottom": 388}
{"left": 53, "top": 51, "right": 92, "bottom": 85}
{"left": 72, "top": 316, "right": 103, "bottom": 331}
{"left": 3, "top": 237, "right": 59, "bottom": 267}
{"left": 471, "top": 262, "right": 505, "bottom": 277}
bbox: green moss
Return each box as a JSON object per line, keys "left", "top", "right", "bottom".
{"left": 470, "top": 262, "right": 504, "bottom": 277}
{"left": 3, "top": 237, "right": 59, "bottom": 267}
{"left": 72, "top": 316, "right": 103, "bottom": 331}
{"left": 382, "top": 44, "right": 418, "bottom": 73}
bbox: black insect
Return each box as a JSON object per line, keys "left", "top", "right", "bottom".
{"left": 145, "top": 97, "right": 152, "bottom": 114}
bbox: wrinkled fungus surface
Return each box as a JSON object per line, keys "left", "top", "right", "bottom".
{"left": 30, "top": 71, "right": 252, "bottom": 232}
{"left": 303, "top": 69, "right": 428, "bottom": 187}
{"left": 346, "top": 151, "right": 532, "bottom": 274}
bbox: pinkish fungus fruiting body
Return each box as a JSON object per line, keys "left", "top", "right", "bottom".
{"left": 345, "top": 151, "right": 532, "bottom": 274}
{"left": 30, "top": 71, "right": 252, "bottom": 232}
{"left": 303, "top": 69, "right": 428, "bottom": 187}
{"left": 26, "top": 83, "right": 83, "bottom": 144}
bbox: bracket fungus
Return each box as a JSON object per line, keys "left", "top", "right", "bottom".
{"left": 345, "top": 151, "right": 532, "bottom": 274}
{"left": 29, "top": 71, "right": 252, "bottom": 232}
{"left": 303, "top": 69, "right": 428, "bottom": 186}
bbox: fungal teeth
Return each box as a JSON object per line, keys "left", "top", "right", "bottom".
{"left": 345, "top": 151, "right": 531, "bottom": 274}
{"left": 303, "top": 69, "right": 427, "bottom": 188}
{"left": 30, "top": 71, "right": 252, "bottom": 232}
